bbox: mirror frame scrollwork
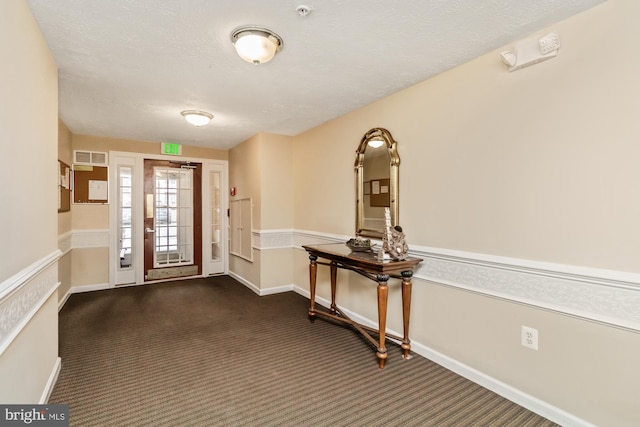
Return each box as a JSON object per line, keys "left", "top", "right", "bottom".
{"left": 355, "top": 127, "right": 400, "bottom": 239}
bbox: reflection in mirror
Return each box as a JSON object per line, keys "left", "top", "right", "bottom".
{"left": 355, "top": 128, "right": 399, "bottom": 239}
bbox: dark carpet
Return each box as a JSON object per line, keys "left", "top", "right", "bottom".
{"left": 50, "top": 276, "right": 558, "bottom": 426}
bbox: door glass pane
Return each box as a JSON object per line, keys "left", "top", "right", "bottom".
{"left": 154, "top": 167, "right": 193, "bottom": 267}
{"left": 118, "top": 166, "right": 133, "bottom": 269}
{"left": 210, "top": 171, "right": 221, "bottom": 261}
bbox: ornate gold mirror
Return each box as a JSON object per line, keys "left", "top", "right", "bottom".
{"left": 355, "top": 128, "right": 400, "bottom": 239}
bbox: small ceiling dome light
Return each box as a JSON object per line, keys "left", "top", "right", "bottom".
{"left": 181, "top": 110, "right": 213, "bottom": 127}
{"left": 230, "top": 26, "right": 283, "bottom": 64}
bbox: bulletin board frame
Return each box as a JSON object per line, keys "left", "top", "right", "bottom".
{"left": 369, "top": 178, "right": 390, "bottom": 207}
{"left": 58, "top": 160, "right": 71, "bottom": 212}
{"left": 73, "top": 165, "right": 109, "bottom": 204}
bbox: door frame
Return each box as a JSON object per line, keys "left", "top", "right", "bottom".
{"left": 202, "top": 161, "right": 228, "bottom": 276}
{"left": 143, "top": 159, "right": 203, "bottom": 281}
{"left": 109, "top": 151, "right": 229, "bottom": 286}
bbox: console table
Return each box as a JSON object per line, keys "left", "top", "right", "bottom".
{"left": 302, "top": 243, "right": 423, "bottom": 369}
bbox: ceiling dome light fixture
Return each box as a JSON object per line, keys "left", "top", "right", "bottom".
{"left": 230, "top": 26, "right": 283, "bottom": 65}
{"left": 181, "top": 110, "right": 213, "bottom": 127}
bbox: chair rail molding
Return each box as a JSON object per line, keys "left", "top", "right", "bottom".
{"left": 71, "top": 229, "right": 110, "bottom": 248}
{"left": 290, "top": 230, "right": 640, "bottom": 332}
{"left": 411, "top": 245, "right": 640, "bottom": 332}
{"left": 58, "top": 231, "right": 72, "bottom": 255}
{"left": 253, "top": 229, "right": 295, "bottom": 250}
{"left": 0, "top": 250, "right": 61, "bottom": 355}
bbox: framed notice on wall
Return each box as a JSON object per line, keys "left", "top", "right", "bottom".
{"left": 369, "top": 178, "right": 390, "bottom": 207}
{"left": 58, "top": 160, "right": 71, "bottom": 212}
{"left": 73, "top": 165, "right": 109, "bottom": 204}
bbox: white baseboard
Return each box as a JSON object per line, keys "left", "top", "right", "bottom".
{"left": 40, "top": 357, "right": 61, "bottom": 404}
{"left": 69, "top": 283, "right": 111, "bottom": 294}
{"left": 58, "top": 291, "right": 70, "bottom": 312}
{"left": 58, "top": 283, "right": 111, "bottom": 311}
{"left": 291, "top": 285, "right": 593, "bottom": 427}
{"left": 411, "top": 341, "right": 595, "bottom": 427}
{"left": 259, "top": 284, "right": 294, "bottom": 295}
{"left": 58, "top": 271, "right": 594, "bottom": 425}
{"left": 228, "top": 272, "right": 295, "bottom": 296}
{"left": 228, "top": 272, "right": 260, "bottom": 295}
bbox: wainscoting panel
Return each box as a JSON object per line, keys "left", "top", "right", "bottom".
{"left": 71, "top": 229, "right": 110, "bottom": 249}
{"left": 254, "top": 228, "right": 640, "bottom": 332}
{"left": 412, "top": 247, "right": 640, "bottom": 332}
{"left": 0, "top": 251, "right": 61, "bottom": 355}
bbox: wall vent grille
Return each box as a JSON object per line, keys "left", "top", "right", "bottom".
{"left": 74, "top": 150, "right": 108, "bottom": 165}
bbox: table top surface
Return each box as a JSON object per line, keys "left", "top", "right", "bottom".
{"left": 303, "top": 243, "right": 422, "bottom": 274}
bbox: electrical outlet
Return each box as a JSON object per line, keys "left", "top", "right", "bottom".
{"left": 521, "top": 326, "right": 539, "bottom": 351}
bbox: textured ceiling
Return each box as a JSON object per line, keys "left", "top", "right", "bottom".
{"left": 27, "top": 0, "right": 605, "bottom": 150}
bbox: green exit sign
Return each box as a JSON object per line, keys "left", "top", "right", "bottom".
{"left": 161, "top": 142, "right": 182, "bottom": 155}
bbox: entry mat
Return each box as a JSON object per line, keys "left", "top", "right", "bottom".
{"left": 147, "top": 265, "right": 199, "bottom": 280}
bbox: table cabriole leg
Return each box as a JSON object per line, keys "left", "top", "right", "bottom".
{"left": 401, "top": 270, "right": 413, "bottom": 360}
{"left": 376, "top": 273, "right": 390, "bottom": 369}
{"left": 308, "top": 254, "right": 318, "bottom": 322}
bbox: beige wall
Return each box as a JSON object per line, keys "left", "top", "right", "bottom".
{"left": 229, "top": 133, "right": 295, "bottom": 291}
{"left": 1, "top": 1, "right": 58, "bottom": 280}
{"left": 58, "top": 119, "right": 73, "bottom": 165}
{"left": 6, "top": 0, "right": 635, "bottom": 421}
{"left": 291, "top": 1, "right": 640, "bottom": 425}
{"left": 295, "top": 1, "right": 640, "bottom": 274}
{"left": 259, "top": 133, "right": 293, "bottom": 229}
{"left": 58, "top": 119, "right": 73, "bottom": 300}
{"left": 417, "top": 283, "right": 640, "bottom": 426}
{"left": 71, "top": 133, "right": 227, "bottom": 230}
{"left": 292, "top": 123, "right": 355, "bottom": 236}
{"left": 229, "top": 133, "right": 261, "bottom": 227}
{"left": 58, "top": 119, "right": 73, "bottom": 235}
{"left": 0, "top": 0, "right": 59, "bottom": 403}
{"left": 73, "top": 133, "right": 228, "bottom": 160}
{"left": 229, "top": 134, "right": 262, "bottom": 286}
{"left": 65, "top": 133, "right": 228, "bottom": 289}
{"left": 0, "top": 294, "right": 58, "bottom": 403}
{"left": 71, "top": 205, "right": 109, "bottom": 230}
{"left": 260, "top": 248, "right": 293, "bottom": 289}
{"left": 71, "top": 247, "right": 109, "bottom": 287}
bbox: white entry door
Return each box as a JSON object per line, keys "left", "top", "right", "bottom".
{"left": 110, "top": 153, "right": 228, "bottom": 286}
{"left": 113, "top": 158, "right": 136, "bottom": 285}
{"left": 203, "top": 162, "right": 227, "bottom": 275}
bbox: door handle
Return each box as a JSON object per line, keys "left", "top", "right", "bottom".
{"left": 145, "top": 227, "right": 155, "bottom": 233}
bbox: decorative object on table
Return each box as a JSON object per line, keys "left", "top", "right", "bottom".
{"left": 346, "top": 237, "right": 374, "bottom": 252}
{"left": 378, "top": 207, "right": 409, "bottom": 261}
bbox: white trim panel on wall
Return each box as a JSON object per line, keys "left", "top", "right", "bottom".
{"left": 72, "top": 229, "right": 110, "bottom": 249}
{"left": 254, "top": 229, "right": 640, "bottom": 332}
{"left": 0, "top": 251, "right": 61, "bottom": 355}
{"left": 58, "top": 231, "right": 72, "bottom": 255}
{"left": 253, "top": 229, "right": 295, "bottom": 250}
{"left": 412, "top": 246, "right": 640, "bottom": 332}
